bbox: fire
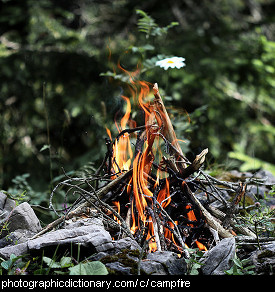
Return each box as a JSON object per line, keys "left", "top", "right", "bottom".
{"left": 186, "top": 204, "right": 208, "bottom": 251}
{"left": 113, "top": 201, "right": 121, "bottom": 224}
{"left": 105, "top": 59, "right": 207, "bottom": 253}
{"left": 107, "top": 95, "right": 133, "bottom": 175}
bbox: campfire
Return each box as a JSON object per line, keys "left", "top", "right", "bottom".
{"left": 36, "top": 74, "right": 257, "bottom": 261}
{"left": 103, "top": 80, "right": 210, "bottom": 255}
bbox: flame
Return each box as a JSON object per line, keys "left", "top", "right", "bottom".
{"left": 195, "top": 240, "right": 207, "bottom": 251}
{"left": 105, "top": 56, "right": 207, "bottom": 253}
{"left": 156, "top": 178, "right": 171, "bottom": 208}
{"left": 186, "top": 204, "right": 208, "bottom": 251}
{"left": 186, "top": 204, "right": 197, "bottom": 225}
{"left": 113, "top": 201, "right": 121, "bottom": 224}
{"left": 164, "top": 221, "right": 177, "bottom": 245}
{"left": 107, "top": 95, "right": 133, "bottom": 175}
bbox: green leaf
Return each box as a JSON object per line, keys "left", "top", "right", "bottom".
{"left": 232, "top": 258, "right": 243, "bottom": 268}
{"left": 68, "top": 261, "right": 108, "bottom": 275}
{"left": 42, "top": 257, "right": 61, "bottom": 269}
{"left": 60, "top": 256, "right": 73, "bottom": 268}
{"left": 1, "top": 260, "right": 11, "bottom": 270}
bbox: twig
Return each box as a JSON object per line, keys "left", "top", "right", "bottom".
{"left": 207, "top": 205, "right": 256, "bottom": 237}
{"left": 31, "top": 169, "right": 132, "bottom": 239}
{"left": 152, "top": 197, "right": 190, "bottom": 258}
{"left": 76, "top": 189, "right": 134, "bottom": 240}
{"left": 152, "top": 83, "right": 188, "bottom": 172}
{"left": 185, "top": 185, "right": 234, "bottom": 238}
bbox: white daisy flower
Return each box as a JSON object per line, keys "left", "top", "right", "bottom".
{"left": 155, "top": 57, "right": 186, "bottom": 70}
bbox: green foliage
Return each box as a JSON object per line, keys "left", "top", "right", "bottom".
{"left": 68, "top": 261, "right": 108, "bottom": 275}
{"left": 225, "top": 255, "right": 255, "bottom": 275}
{"left": 0, "top": 254, "right": 29, "bottom": 275}
{"left": 184, "top": 249, "right": 205, "bottom": 275}
{"left": 136, "top": 9, "right": 178, "bottom": 39}
{"left": 229, "top": 145, "right": 275, "bottom": 176}
{"left": 238, "top": 203, "right": 275, "bottom": 240}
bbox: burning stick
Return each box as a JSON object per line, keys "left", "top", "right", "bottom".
{"left": 185, "top": 185, "right": 234, "bottom": 238}
{"left": 152, "top": 83, "right": 188, "bottom": 172}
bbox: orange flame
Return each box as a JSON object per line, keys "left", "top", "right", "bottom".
{"left": 113, "top": 201, "right": 121, "bottom": 224}
{"left": 105, "top": 56, "right": 206, "bottom": 253}
{"left": 156, "top": 178, "right": 171, "bottom": 209}
{"left": 186, "top": 204, "right": 208, "bottom": 251}
{"left": 107, "top": 95, "right": 133, "bottom": 175}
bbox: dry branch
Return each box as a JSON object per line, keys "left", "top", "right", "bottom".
{"left": 152, "top": 83, "right": 188, "bottom": 172}
{"left": 186, "top": 185, "right": 234, "bottom": 238}
{"left": 181, "top": 148, "right": 208, "bottom": 179}
{"left": 31, "top": 169, "right": 132, "bottom": 239}
{"left": 207, "top": 205, "right": 256, "bottom": 238}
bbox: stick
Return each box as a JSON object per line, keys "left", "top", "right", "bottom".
{"left": 185, "top": 185, "right": 234, "bottom": 238}
{"left": 31, "top": 169, "right": 132, "bottom": 239}
{"left": 180, "top": 148, "right": 208, "bottom": 178}
{"left": 152, "top": 83, "right": 187, "bottom": 172}
{"left": 207, "top": 205, "right": 256, "bottom": 238}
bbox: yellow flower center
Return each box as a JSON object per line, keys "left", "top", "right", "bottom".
{"left": 167, "top": 60, "right": 174, "bottom": 63}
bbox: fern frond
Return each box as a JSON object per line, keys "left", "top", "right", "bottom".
{"left": 136, "top": 9, "right": 179, "bottom": 39}
{"left": 136, "top": 9, "right": 157, "bottom": 38}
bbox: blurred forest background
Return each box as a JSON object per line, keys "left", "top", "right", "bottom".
{"left": 1, "top": 0, "right": 275, "bottom": 220}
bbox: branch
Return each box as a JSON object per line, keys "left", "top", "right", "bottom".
{"left": 31, "top": 169, "right": 132, "bottom": 239}
{"left": 185, "top": 185, "right": 234, "bottom": 238}
{"left": 152, "top": 83, "right": 188, "bottom": 172}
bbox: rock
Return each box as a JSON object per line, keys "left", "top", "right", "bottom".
{"left": 0, "top": 199, "right": 42, "bottom": 248}
{"left": 250, "top": 242, "right": 275, "bottom": 275}
{"left": 0, "top": 229, "right": 35, "bottom": 248}
{"left": 255, "top": 170, "right": 275, "bottom": 185}
{"left": 0, "top": 242, "right": 28, "bottom": 259}
{"left": 28, "top": 218, "right": 114, "bottom": 253}
{"left": 140, "top": 259, "right": 167, "bottom": 275}
{"left": 113, "top": 237, "right": 141, "bottom": 252}
{"left": 0, "top": 192, "right": 16, "bottom": 212}
{"left": 146, "top": 251, "right": 186, "bottom": 275}
{"left": 6, "top": 202, "right": 42, "bottom": 234}
{"left": 105, "top": 262, "right": 132, "bottom": 275}
{"left": 88, "top": 251, "right": 109, "bottom": 261}
{"left": 200, "top": 237, "right": 236, "bottom": 275}
{"left": 0, "top": 192, "right": 16, "bottom": 224}
{"left": 99, "top": 248, "right": 140, "bottom": 275}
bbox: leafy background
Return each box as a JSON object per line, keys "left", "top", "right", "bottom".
{"left": 1, "top": 0, "right": 275, "bottom": 221}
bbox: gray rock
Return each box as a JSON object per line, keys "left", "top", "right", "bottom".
{"left": 0, "top": 201, "right": 42, "bottom": 249}
{"left": 140, "top": 259, "right": 167, "bottom": 275}
{"left": 0, "top": 242, "right": 28, "bottom": 259}
{"left": 147, "top": 251, "right": 186, "bottom": 275}
{"left": 255, "top": 169, "right": 275, "bottom": 185}
{"left": 6, "top": 202, "right": 41, "bottom": 234}
{"left": 250, "top": 242, "right": 275, "bottom": 274}
{"left": 105, "top": 262, "right": 132, "bottom": 275}
{"left": 0, "top": 192, "right": 16, "bottom": 212}
{"left": 200, "top": 237, "right": 236, "bottom": 275}
{"left": 0, "top": 229, "right": 35, "bottom": 248}
{"left": 0, "top": 192, "right": 16, "bottom": 225}
{"left": 28, "top": 219, "right": 114, "bottom": 253}
{"left": 114, "top": 237, "right": 141, "bottom": 252}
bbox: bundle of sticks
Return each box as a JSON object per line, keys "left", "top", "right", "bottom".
{"left": 32, "top": 83, "right": 257, "bottom": 257}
